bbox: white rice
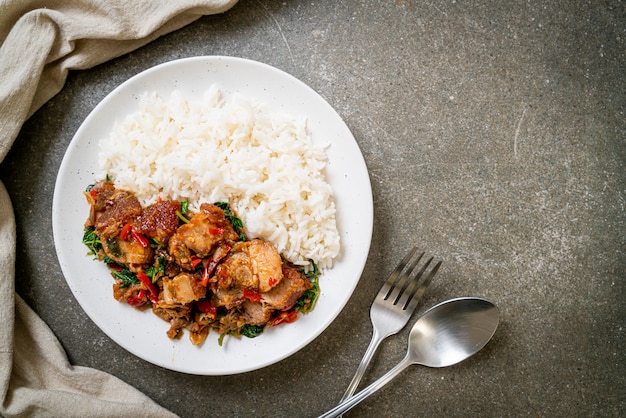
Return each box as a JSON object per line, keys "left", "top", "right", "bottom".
{"left": 98, "top": 85, "right": 340, "bottom": 269}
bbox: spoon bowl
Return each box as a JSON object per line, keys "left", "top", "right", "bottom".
{"left": 409, "top": 297, "right": 499, "bottom": 368}
{"left": 319, "top": 297, "right": 499, "bottom": 418}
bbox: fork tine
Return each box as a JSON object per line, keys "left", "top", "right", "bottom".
{"left": 377, "top": 246, "right": 420, "bottom": 299}
{"left": 385, "top": 249, "right": 425, "bottom": 304}
{"left": 400, "top": 256, "right": 442, "bottom": 311}
{"left": 395, "top": 255, "right": 434, "bottom": 306}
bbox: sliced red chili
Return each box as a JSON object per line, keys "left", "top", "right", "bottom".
{"left": 269, "top": 310, "right": 298, "bottom": 326}
{"left": 200, "top": 244, "right": 232, "bottom": 287}
{"left": 127, "top": 289, "right": 146, "bottom": 306}
{"left": 268, "top": 277, "right": 278, "bottom": 287}
{"left": 120, "top": 222, "right": 133, "bottom": 240}
{"left": 137, "top": 271, "right": 159, "bottom": 304}
{"left": 201, "top": 261, "right": 214, "bottom": 287}
{"left": 131, "top": 229, "right": 150, "bottom": 248}
{"left": 242, "top": 289, "right": 261, "bottom": 303}
{"left": 190, "top": 256, "right": 203, "bottom": 269}
{"left": 209, "top": 227, "right": 224, "bottom": 235}
{"left": 196, "top": 300, "right": 217, "bottom": 318}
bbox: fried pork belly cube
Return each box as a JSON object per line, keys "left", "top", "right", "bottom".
{"left": 112, "top": 282, "right": 145, "bottom": 304}
{"left": 102, "top": 236, "right": 153, "bottom": 267}
{"left": 214, "top": 310, "right": 247, "bottom": 336}
{"left": 235, "top": 264, "right": 313, "bottom": 327}
{"left": 168, "top": 203, "right": 239, "bottom": 269}
{"left": 214, "top": 239, "right": 283, "bottom": 293}
{"left": 133, "top": 200, "right": 181, "bottom": 244}
{"left": 91, "top": 186, "right": 142, "bottom": 238}
{"left": 152, "top": 304, "right": 193, "bottom": 340}
{"left": 211, "top": 286, "right": 244, "bottom": 310}
{"left": 241, "top": 300, "right": 273, "bottom": 326}
{"left": 188, "top": 319, "right": 210, "bottom": 345}
{"left": 160, "top": 272, "right": 206, "bottom": 305}
{"left": 262, "top": 264, "right": 313, "bottom": 311}
{"left": 85, "top": 180, "right": 116, "bottom": 213}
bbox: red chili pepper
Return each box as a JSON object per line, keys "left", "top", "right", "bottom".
{"left": 120, "top": 222, "right": 133, "bottom": 240}
{"left": 89, "top": 188, "right": 97, "bottom": 198}
{"left": 242, "top": 289, "right": 261, "bottom": 302}
{"left": 268, "top": 277, "right": 277, "bottom": 287}
{"left": 196, "top": 300, "right": 217, "bottom": 318}
{"left": 127, "top": 289, "right": 146, "bottom": 306}
{"left": 137, "top": 271, "right": 159, "bottom": 304}
{"left": 131, "top": 229, "right": 150, "bottom": 248}
{"left": 190, "top": 256, "right": 203, "bottom": 269}
{"left": 200, "top": 244, "right": 232, "bottom": 287}
{"left": 201, "top": 261, "right": 214, "bottom": 287}
{"left": 269, "top": 310, "right": 298, "bottom": 326}
{"left": 209, "top": 227, "right": 224, "bottom": 235}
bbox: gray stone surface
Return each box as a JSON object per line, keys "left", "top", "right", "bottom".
{"left": 1, "top": 0, "right": 624, "bottom": 416}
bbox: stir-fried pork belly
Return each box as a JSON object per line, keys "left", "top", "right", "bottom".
{"left": 159, "top": 272, "right": 206, "bottom": 305}
{"left": 84, "top": 181, "right": 153, "bottom": 267}
{"left": 152, "top": 304, "right": 193, "bottom": 340}
{"left": 134, "top": 200, "right": 181, "bottom": 244}
{"left": 113, "top": 281, "right": 150, "bottom": 309}
{"left": 86, "top": 181, "right": 142, "bottom": 238}
{"left": 102, "top": 236, "right": 153, "bottom": 267}
{"left": 237, "top": 264, "right": 313, "bottom": 327}
{"left": 263, "top": 264, "right": 313, "bottom": 311}
{"left": 213, "top": 240, "right": 283, "bottom": 293}
{"left": 84, "top": 181, "right": 319, "bottom": 345}
{"left": 168, "top": 203, "right": 239, "bottom": 270}
{"left": 240, "top": 301, "right": 271, "bottom": 325}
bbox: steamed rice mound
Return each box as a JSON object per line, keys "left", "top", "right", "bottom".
{"left": 98, "top": 85, "right": 340, "bottom": 269}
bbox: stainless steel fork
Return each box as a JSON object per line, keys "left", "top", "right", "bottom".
{"left": 339, "top": 247, "right": 442, "bottom": 404}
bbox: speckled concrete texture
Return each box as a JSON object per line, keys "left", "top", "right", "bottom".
{"left": 1, "top": 1, "right": 624, "bottom": 416}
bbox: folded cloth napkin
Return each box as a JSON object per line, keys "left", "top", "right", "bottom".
{"left": 0, "top": 1, "right": 237, "bottom": 416}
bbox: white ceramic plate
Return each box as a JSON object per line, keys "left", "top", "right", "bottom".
{"left": 53, "top": 56, "right": 373, "bottom": 375}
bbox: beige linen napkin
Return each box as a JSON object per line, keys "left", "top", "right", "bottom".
{"left": 0, "top": 1, "right": 237, "bottom": 416}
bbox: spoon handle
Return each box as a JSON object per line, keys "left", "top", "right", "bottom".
{"left": 318, "top": 354, "right": 413, "bottom": 418}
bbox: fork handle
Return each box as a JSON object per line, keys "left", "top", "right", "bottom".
{"left": 339, "top": 328, "right": 384, "bottom": 403}
{"left": 320, "top": 353, "right": 413, "bottom": 418}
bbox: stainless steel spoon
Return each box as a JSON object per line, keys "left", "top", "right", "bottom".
{"left": 319, "top": 297, "right": 500, "bottom": 418}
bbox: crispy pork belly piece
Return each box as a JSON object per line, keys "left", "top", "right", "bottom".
{"left": 133, "top": 200, "right": 181, "bottom": 243}
{"left": 188, "top": 319, "right": 210, "bottom": 345}
{"left": 112, "top": 282, "right": 144, "bottom": 303}
{"left": 168, "top": 236, "right": 193, "bottom": 270}
{"left": 214, "top": 310, "right": 247, "bottom": 336}
{"left": 86, "top": 180, "right": 116, "bottom": 212}
{"left": 247, "top": 240, "right": 284, "bottom": 292}
{"left": 262, "top": 264, "right": 313, "bottom": 311}
{"left": 91, "top": 186, "right": 142, "bottom": 238}
{"left": 211, "top": 286, "right": 244, "bottom": 310}
{"left": 214, "top": 239, "right": 283, "bottom": 293}
{"left": 102, "top": 236, "right": 153, "bottom": 266}
{"left": 160, "top": 272, "right": 206, "bottom": 305}
{"left": 241, "top": 300, "right": 273, "bottom": 325}
{"left": 152, "top": 304, "right": 193, "bottom": 340}
{"left": 168, "top": 203, "right": 239, "bottom": 268}
{"left": 214, "top": 250, "right": 255, "bottom": 289}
